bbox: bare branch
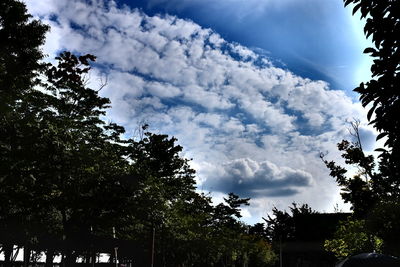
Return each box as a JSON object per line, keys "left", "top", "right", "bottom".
{"left": 82, "top": 72, "right": 91, "bottom": 87}
{"left": 347, "top": 119, "right": 362, "bottom": 150}
{"left": 97, "top": 73, "right": 108, "bottom": 92}
{"left": 133, "top": 119, "right": 149, "bottom": 141}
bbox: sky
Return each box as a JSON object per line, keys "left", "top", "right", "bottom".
{"left": 26, "top": 0, "right": 376, "bottom": 224}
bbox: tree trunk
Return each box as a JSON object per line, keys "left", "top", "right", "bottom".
{"left": 91, "top": 250, "right": 96, "bottom": 266}
{"left": 85, "top": 253, "right": 89, "bottom": 264}
{"left": 23, "top": 245, "right": 31, "bottom": 267}
{"left": 108, "top": 252, "right": 114, "bottom": 263}
{"left": 63, "top": 249, "right": 75, "bottom": 266}
{"left": 3, "top": 244, "right": 13, "bottom": 267}
{"left": 45, "top": 248, "right": 55, "bottom": 267}
{"left": 61, "top": 251, "right": 65, "bottom": 267}
{"left": 61, "top": 208, "right": 71, "bottom": 267}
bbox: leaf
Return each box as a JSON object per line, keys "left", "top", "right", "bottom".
{"left": 376, "top": 132, "right": 387, "bottom": 140}
{"left": 367, "top": 102, "right": 378, "bottom": 121}
{"left": 363, "top": 47, "right": 376, "bottom": 54}
{"left": 353, "top": 3, "right": 362, "bottom": 15}
{"left": 344, "top": 0, "right": 353, "bottom": 7}
{"left": 360, "top": 6, "right": 369, "bottom": 18}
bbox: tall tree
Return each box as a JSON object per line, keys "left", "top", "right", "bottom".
{"left": 0, "top": 1, "right": 49, "bottom": 265}
{"left": 0, "top": 0, "right": 49, "bottom": 102}
{"left": 345, "top": 0, "right": 400, "bottom": 186}
{"left": 323, "top": 0, "right": 400, "bottom": 257}
{"left": 37, "top": 51, "right": 133, "bottom": 265}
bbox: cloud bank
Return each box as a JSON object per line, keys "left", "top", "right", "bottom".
{"left": 27, "top": 0, "right": 372, "bottom": 222}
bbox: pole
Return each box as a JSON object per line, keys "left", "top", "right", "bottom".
{"left": 151, "top": 227, "right": 155, "bottom": 267}
{"left": 114, "top": 247, "right": 118, "bottom": 267}
{"left": 91, "top": 226, "right": 95, "bottom": 267}
{"left": 279, "top": 236, "right": 283, "bottom": 267}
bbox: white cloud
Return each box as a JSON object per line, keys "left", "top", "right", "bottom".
{"left": 146, "top": 81, "right": 182, "bottom": 98}
{"left": 27, "top": 0, "right": 370, "bottom": 223}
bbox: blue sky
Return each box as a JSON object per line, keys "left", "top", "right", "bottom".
{"left": 122, "top": 0, "right": 371, "bottom": 92}
{"left": 27, "top": 0, "right": 376, "bottom": 224}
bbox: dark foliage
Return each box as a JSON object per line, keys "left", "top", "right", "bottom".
{"left": 345, "top": 0, "right": 400, "bottom": 185}
{"left": 264, "top": 203, "right": 315, "bottom": 244}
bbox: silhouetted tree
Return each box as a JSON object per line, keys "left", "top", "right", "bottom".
{"left": 320, "top": 122, "right": 376, "bottom": 217}
{"left": 0, "top": 1, "right": 49, "bottom": 265}
{"left": 345, "top": 0, "right": 400, "bottom": 190}
{"left": 264, "top": 203, "right": 315, "bottom": 244}
{"left": 322, "top": 0, "right": 400, "bottom": 257}
{"left": 346, "top": 0, "right": 400, "bottom": 141}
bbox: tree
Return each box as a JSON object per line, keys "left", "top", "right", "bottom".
{"left": 366, "top": 200, "right": 400, "bottom": 255}
{"left": 262, "top": 203, "right": 316, "bottom": 267}
{"left": 0, "top": 3, "right": 133, "bottom": 260}
{"left": 127, "top": 130, "right": 196, "bottom": 203}
{"left": 345, "top": 0, "right": 400, "bottom": 143}
{"left": 345, "top": 0, "right": 400, "bottom": 192}
{"left": 264, "top": 203, "right": 315, "bottom": 244}
{"left": 321, "top": 121, "right": 400, "bottom": 256}
{"left": 322, "top": 0, "right": 400, "bottom": 257}
{"left": 320, "top": 122, "right": 376, "bottom": 217}
{"left": 324, "top": 218, "right": 382, "bottom": 259}
{"left": 0, "top": 1, "right": 49, "bottom": 265}
{"left": 0, "top": 0, "right": 49, "bottom": 103}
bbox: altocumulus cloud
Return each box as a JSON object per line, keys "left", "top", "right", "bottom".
{"left": 27, "top": 0, "right": 374, "bottom": 222}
